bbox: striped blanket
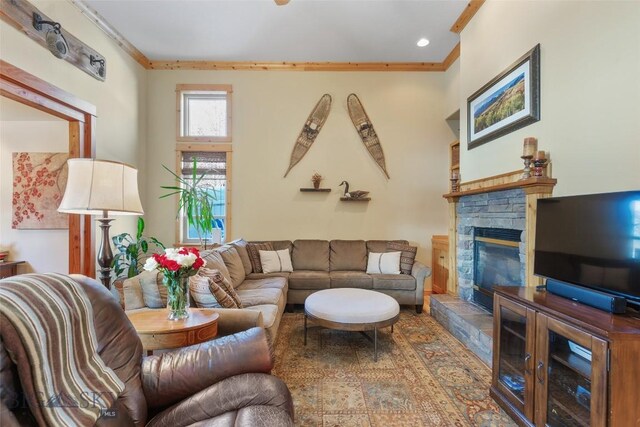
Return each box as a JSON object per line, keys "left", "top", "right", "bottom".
{"left": 0, "top": 273, "right": 125, "bottom": 426}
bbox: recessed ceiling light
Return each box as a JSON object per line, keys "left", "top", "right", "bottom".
{"left": 417, "top": 38, "right": 430, "bottom": 47}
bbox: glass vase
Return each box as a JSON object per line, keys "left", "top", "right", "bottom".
{"left": 165, "top": 275, "right": 190, "bottom": 320}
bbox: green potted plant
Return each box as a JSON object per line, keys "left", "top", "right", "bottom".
{"left": 111, "top": 217, "right": 165, "bottom": 279}
{"left": 160, "top": 159, "right": 219, "bottom": 248}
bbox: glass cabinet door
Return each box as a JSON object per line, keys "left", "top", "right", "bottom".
{"left": 535, "top": 314, "right": 607, "bottom": 427}
{"left": 493, "top": 295, "right": 536, "bottom": 420}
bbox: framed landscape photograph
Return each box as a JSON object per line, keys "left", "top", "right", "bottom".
{"left": 467, "top": 44, "right": 540, "bottom": 150}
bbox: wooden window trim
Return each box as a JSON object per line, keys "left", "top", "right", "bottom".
{"left": 174, "top": 143, "right": 233, "bottom": 246}
{"left": 176, "top": 84, "right": 233, "bottom": 143}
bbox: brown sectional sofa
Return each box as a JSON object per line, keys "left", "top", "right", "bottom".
{"left": 119, "top": 239, "right": 431, "bottom": 344}
{"left": 247, "top": 239, "right": 431, "bottom": 313}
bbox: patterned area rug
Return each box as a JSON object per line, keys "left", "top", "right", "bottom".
{"left": 272, "top": 311, "right": 516, "bottom": 427}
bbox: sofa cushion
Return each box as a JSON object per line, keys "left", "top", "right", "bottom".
{"left": 366, "top": 240, "right": 408, "bottom": 254}
{"left": 244, "top": 304, "right": 279, "bottom": 330}
{"left": 230, "top": 238, "right": 253, "bottom": 275}
{"left": 329, "top": 271, "right": 373, "bottom": 289}
{"left": 260, "top": 249, "right": 293, "bottom": 273}
{"left": 246, "top": 242, "right": 274, "bottom": 274}
{"left": 200, "top": 250, "right": 233, "bottom": 284}
{"left": 246, "top": 272, "right": 291, "bottom": 280}
{"left": 372, "top": 274, "right": 416, "bottom": 291}
{"left": 292, "top": 240, "right": 330, "bottom": 271}
{"left": 386, "top": 241, "right": 417, "bottom": 275}
{"left": 236, "top": 288, "right": 283, "bottom": 307}
{"left": 216, "top": 245, "right": 246, "bottom": 288}
{"left": 330, "top": 240, "right": 367, "bottom": 271}
{"left": 238, "top": 277, "right": 288, "bottom": 294}
{"left": 288, "top": 270, "right": 330, "bottom": 290}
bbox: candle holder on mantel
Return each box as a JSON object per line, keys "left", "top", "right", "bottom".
{"left": 533, "top": 151, "right": 548, "bottom": 177}
{"left": 521, "top": 137, "right": 537, "bottom": 180}
{"left": 450, "top": 172, "right": 460, "bottom": 192}
{"left": 521, "top": 155, "right": 533, "bottom": 179}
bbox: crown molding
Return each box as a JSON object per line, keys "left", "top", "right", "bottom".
{"left": 72, "top": 0, "right": 482, "bottom": 72}
{"left": 148, "top": 61, "right": 445, "bottom": 72}
{"left": 450, "top": 0, "right": 485, "bottom": 33}
{"left": 70, "top": 0, "right": 151, "bottom": 69}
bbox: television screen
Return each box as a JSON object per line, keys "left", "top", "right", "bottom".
{"left": 534, "top": 191, "right": 640, "bottom": 304}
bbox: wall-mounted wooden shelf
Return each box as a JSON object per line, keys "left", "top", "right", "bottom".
{"left": 300, "top": 188, "right": 331, "bottom": 192}
{"left": 340, "top": 197, "right": 370, "bottom": 202}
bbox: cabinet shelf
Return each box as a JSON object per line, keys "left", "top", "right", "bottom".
{"left": 550, "top": 349, "right": 591, "bottom": 380}
{"left": 502, "top": 323, "right": 526, "bottom": 341}
{"left": 548, "top": 390, "right": 590, "bottom": 427}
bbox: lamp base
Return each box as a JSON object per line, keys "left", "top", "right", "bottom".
{"left": 97, "top": 216, "right": 114, "bottom": 289}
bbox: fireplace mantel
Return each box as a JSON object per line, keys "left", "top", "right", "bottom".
{"left": 442, "top": 169, "right": 557, "bottom": 297}
{"left": 444, "top": 170, "right": 557, "bottom": 201}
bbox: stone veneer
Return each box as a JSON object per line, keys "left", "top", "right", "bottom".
{"left": 456, "top": 188, "right": 527, "bottom": 301}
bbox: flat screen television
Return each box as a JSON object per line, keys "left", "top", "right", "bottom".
{"left": 534, "top": 191, "right": 640, "bottom": 310}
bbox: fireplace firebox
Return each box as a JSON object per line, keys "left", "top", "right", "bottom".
{"left": 473, "top": 227, "right": 523, "bottom": 311}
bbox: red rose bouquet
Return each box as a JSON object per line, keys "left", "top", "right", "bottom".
{"left": 144, "top": 247, "right": 206, "bottom": 320}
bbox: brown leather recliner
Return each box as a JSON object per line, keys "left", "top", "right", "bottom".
{"left": 0, "top": 274, "right": 294, "bottom": 426}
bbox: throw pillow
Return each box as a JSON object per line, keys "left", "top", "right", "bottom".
{"left": 200, "top": 250, "right": 233, "bottom": 284}
{"left": 188, "top": 275, "right": 222, "bottom": 308}
{"left": 246, "top": 242, "right": 274, "bottom": 273}
{"left": 386, "top": 241, "right": 418, "bottom": 275}
{"left": 121, "top": 276, "right": 145, "bottom": 310}
{"left": 259, "top": 249, "right": 294, "bottom": 274}
{"left": 216, "top": 245, "right": 246, "bottom": 288}
{"left": 230, "top": 238, "right": 253, "bottom": 275}
{"left": 200, "top": 267, "right": 243, "bottom": 308}
{"left": 139, "top": 270, "right": 168, "bottom": 308}
{"left": 366, "top": 251, "right": 402, "bottom": 275}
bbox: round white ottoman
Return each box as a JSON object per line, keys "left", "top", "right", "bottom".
{"left": 304, "top": 288, "right": 400, "bottom": 361}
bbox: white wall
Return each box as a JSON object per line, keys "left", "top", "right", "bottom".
{"left": 0, "top": 0, "right": 148, "bottom": 273}
{"left": 458, "top": 0, "right": 640, "bottom": 196}
{"left": 146, "top": 71, "right": 452, "bottom": 266}
{"left": 0, "top": 99, "right": 69, "bottom": 274}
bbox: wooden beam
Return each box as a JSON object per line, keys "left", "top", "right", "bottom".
{"left": 0, "top": 0, "right": 107, "bottom": 81}
{"left": 150, "top": 61, "right": 445, "bottom": 72}
{"left": 450, "top": 0, "right": 486, "bottom": 33}
{"left": 442, "top": 42, "right": 460, "bottom": 71}
{"left": 70, "top": 0, "right": 152, "bottom": 69}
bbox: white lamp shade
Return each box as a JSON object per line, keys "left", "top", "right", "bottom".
{"left": 58, "top": 159, "right": 143, "bottom": 216}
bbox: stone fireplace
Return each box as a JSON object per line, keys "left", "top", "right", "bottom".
{"left": 431, "top": 170, "right": 556, "bottom": 365}
{"left": 456, "top": 188, "right": 527, "bottom": 310}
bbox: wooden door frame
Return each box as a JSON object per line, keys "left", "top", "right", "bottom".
{"left": 1, "top": 60, "right": 96, "bottom": 277}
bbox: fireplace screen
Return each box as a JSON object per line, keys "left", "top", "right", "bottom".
{"left": 473, "top": 228, "right": 523, "bottom": 311}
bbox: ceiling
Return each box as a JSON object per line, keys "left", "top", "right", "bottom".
{"left": 84, "top": 0, "right": 468, "bottom": 63}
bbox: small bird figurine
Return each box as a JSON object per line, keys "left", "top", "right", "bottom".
{"left": 339, "top": 181, "right": 369, "bottom": 199}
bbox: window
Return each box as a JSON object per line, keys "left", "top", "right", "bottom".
{"left": 177, "top": 84, "right": 232, "bottom": 142}
{"left": 176, "top": 145, "right": 232, "bottom": 244}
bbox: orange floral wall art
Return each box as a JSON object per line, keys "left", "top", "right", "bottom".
{"left": 12, "top": 152, "right": 69, "bottom": 229}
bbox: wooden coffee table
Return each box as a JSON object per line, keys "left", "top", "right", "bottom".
{"left": 127, "top": 308, "right": 219, "bottom": 355}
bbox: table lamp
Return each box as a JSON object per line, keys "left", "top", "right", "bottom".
{"left": 58, "top": 159, "right": 143, "bottom": 288}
